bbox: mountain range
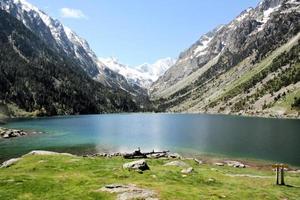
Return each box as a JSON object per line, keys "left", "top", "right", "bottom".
{"left": 0, "top": 0, "right": 299, "bottom": 118}
{"left": 0, "top": 0, "right": 143, "bottom": 116}
{"left": 99, "top": 57, "right": 175, "bottom": 89}
{"left": 151, "top": 0, "right": 300, "bottom": 118}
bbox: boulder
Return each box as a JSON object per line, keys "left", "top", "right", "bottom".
{"left": 1, "top": 158, "right": 22, "bottom": 168}
{"left": 167, "top": 153, "right": 182, "bottom": 159}
{"left": 194, "top": 158, "right": 203, "bottom": 165}
{"left": 164, "top": 161, "right": 189, "bottom": 167}
{"left": 147, "top": 153, "right": 167, "bottom": 159}
{"left": 214, "top": 162, "right": 224, "bottom": 166}
{"left": 208, "top": 178, "right": 216, "bottom": 183}
{"left": 181, "top": 167, "right": 193, "bottom": 174}
{"left": 0, "top": 128, "right": 29, "bottom": 139}
{"left": 225, "top": 161, "right": 246, "bottom": 168}
{"left": 123, "top": 159, "right": 150, "bottom": 171}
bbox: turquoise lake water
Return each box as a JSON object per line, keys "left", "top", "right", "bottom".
{"left": 1, "top": 114, "right": 300, "bottom": 166}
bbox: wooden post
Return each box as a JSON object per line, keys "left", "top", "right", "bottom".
{"left": 276, "top": 165, "right": 279, "bottom": 185}
{"left": 272, "top": 164, "right": 288, "bottom": 186}
{"left": 280, "top": 165, "right": 285, "bottom": 185}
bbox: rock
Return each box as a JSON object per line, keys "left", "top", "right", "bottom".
{"left": 214, "top": 162, "right": 224, "bottom": 166}
{"left": 208, "top": 178, "right": 216, "bottom": 183}
{"left": 123, "top": 159, "right": 150, "bottom": 171}
{"left": 1, "top": 158, "right": 22, "bottom": 168}
{"left": 147, "top": 153, "right": 167, "bottom": 159}
{"left": 95, "top": 153, "right": 108, "bottom": 157}
{"left": 288, "top": 169, "right": 300, "bottom": 174}
{"left": 99, "top": 184, "right": 159, "bottom": 200}
{"left": 25, "top": 150, "right": 74, "bottom": 157}
{"left": 151, "top": 175, "right": 157, "bottom": 179}
{"left": 111, "top": 152, "right": 122, "bottom": 156}
{"left": 0, "top": 128, "right": 30, "bottom": 139}
{"left": 181, "top": 167, "right": 193, "bottom": 174}
{"left": 194, "top": 158, "right": 203, "bottom": 165}
{"left": 183, "top": 157, "right": 194, "bottom": 160}
{"left": 167, "top": 153, "right": 182, "bottom": 159}
{"left": 164, "top": 161, "right": 189, "bottom": 167}
{"left": 225, "top": 161, "right": 246, "bottom": 168}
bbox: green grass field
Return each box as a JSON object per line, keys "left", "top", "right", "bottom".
{"left": 0, "top": 154, "right": 300, "bottom": 200}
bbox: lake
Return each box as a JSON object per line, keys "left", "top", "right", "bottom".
{"left": 1, "top": 114, "right": 300, "bottom": 166}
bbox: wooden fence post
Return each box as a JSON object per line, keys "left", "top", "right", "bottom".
{"left": 272, "top": 164, "right": 288, "bottom": 186}
{"left": 276, "top": 165, "right": 279, "bottom": 185}
{"left": 280, "top": 164, "right": 285, "bottom": 186}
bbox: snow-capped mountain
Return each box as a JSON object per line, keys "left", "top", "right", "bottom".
{"left": 0, "top": 0, "right": 102, "bottom": 77}
{"left": 151, "top": 0, "right": 300, "bottom": 98}
{"left": 99, "top": 57, "right": 176, "bottom": 89}
{"left": 0, "top": 0, "right": 147, "bottom": 95}
{"left": 151, "top": 0, "right": 300, "bottom": 117}
{"left": 0, "top": 8, "right": 141, "bottom": 115}
{"left": 136, "top": 57, "right": 176, "bottom": 82}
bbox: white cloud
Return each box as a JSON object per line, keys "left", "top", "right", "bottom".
{"left": 60, "top": 8, "right": 87, "bottom": 19}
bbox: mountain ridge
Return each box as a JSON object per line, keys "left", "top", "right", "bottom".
{"left": 0, "top": 0, "right": 151, "bottom": 98}
{"left": 99, "top": 57, "right": 175, "bottom": 89}
{"left": 150, "top": 0, "right": 300, "bottom": 118}
{"left": 0, "top": 8, "right": 143, "bottom": 117}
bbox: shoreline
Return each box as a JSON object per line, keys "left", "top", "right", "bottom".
{"left": 1, "top": 150, "right": 299, "bottom": 173}
{"left": 86, "top": 151, "right": 300, "bottom": 171}
{"left": 1, "top": 110, "right": 300, "bottom": 122}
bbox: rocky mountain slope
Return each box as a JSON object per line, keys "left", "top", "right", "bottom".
{"left": 0, "top": 0, "right": 148, "bottom": 97}
{"left": 99, "top": 57, "right": 175, "bottom": 89}
{"left": 151, "top": 0, "right": 300, "bottom": 118}
{"left": 0, "top": 9, "right": 140, "bottom": 117}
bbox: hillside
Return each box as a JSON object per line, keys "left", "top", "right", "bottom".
{"left": 0, "top": 0, "right": 151, "bottom": 100}
{"left": 150, "top": 0, "right": 300, "bottom": 118}
{"left": 0, "top": 152, "right": 300, "bottom": 200}
{"left": 0, "top": 10, "right": 140, "bottom": 117}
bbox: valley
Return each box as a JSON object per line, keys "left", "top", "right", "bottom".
{"left": 0, "top": 0, "right": 299, "bottom": 119}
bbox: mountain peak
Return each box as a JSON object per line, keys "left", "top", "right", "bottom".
{"left": 99, "top": 57, "right": 175, "bottom": 89}
{"left": 258, "top": 0, "right": 285, "bottom": 10}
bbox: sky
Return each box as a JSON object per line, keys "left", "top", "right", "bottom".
{"left": 28, "top": 0, "right": 260, "bottom": 66}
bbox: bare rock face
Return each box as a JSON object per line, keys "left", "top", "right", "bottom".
{"left": 99, "top": 184, "right": 159, "bottom": 200}
{"left": 164, "top": 161, "right": 189, "bottom": 167}
{"left": 123, "top": 159, "right": 150, "bottom": 171}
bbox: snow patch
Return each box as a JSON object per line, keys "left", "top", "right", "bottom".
{"left": 257, "top": 5, "right": 281, "bottom": 32}
{"left": 193, "top": 36, "right": 213, "bottom": 57}
{"left": 99, "top": 57, "right": 175, "bottom": 88}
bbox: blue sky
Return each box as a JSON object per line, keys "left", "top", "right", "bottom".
{"left": 29, "top": 0, "right": 260, "bottom": 66}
